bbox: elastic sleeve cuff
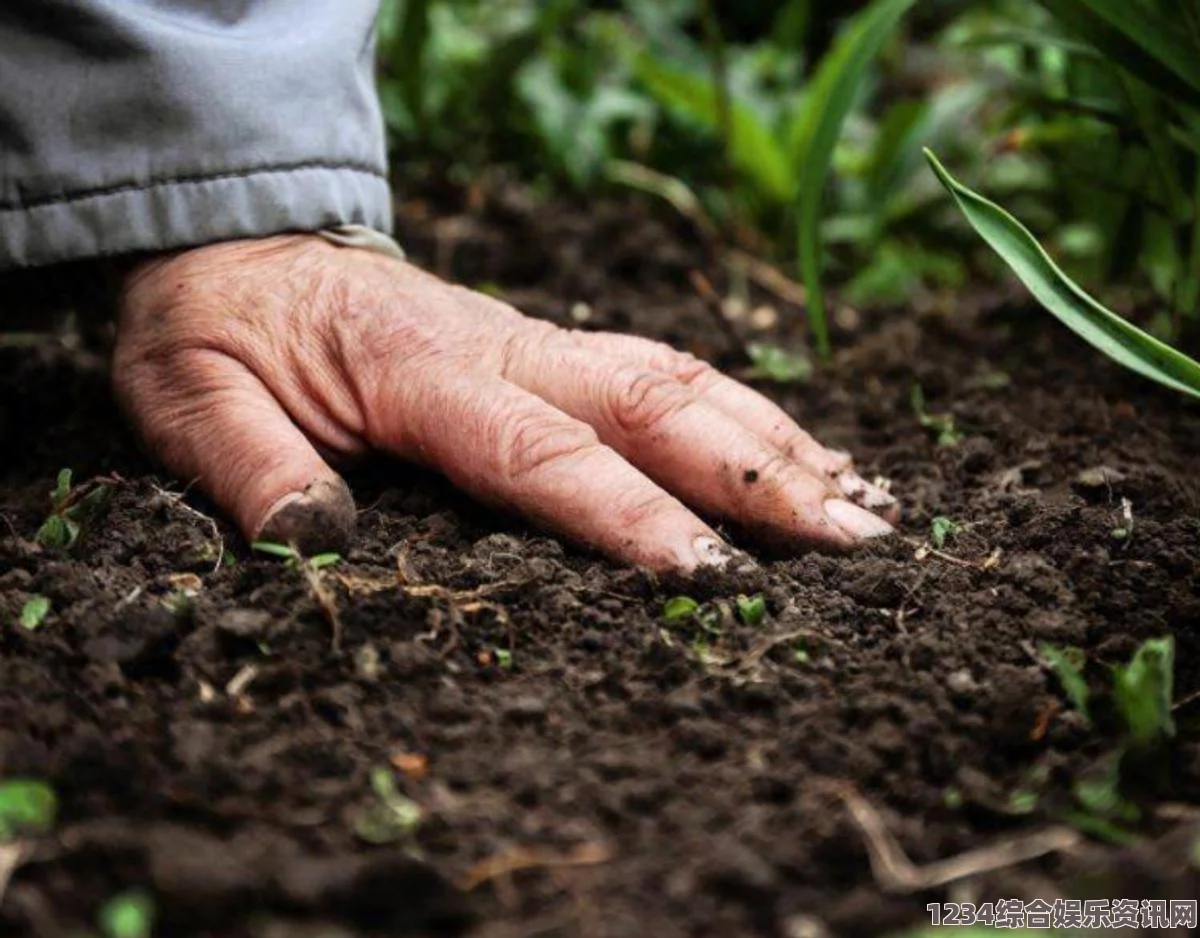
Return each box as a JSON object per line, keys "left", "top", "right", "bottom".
{"left": 0, "top": 164, "right": 393, "bottom": 269}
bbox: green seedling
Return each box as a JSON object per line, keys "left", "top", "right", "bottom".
{"left": 251, "top": 540, "right": 341, "bottom": 572}
{"left": 494, "top": 648, "right": 514, "bottom": 671}
{"left": 1064, "top": 752, "right": 1142, "bottom": 846}
{"left": 929, "top": 516, "right": 960, "bottom": 549}
{"left": 0, "top": 778, "right": 57, "bottom": 840}
{"left": 910, "top": 385, "right": 963, "bottom": 446}
{"left": 353, "top": 766, "right": 423, "bottom": 845}
{"left": 743, "top": 343, "right": 812, "bottom": 384}
{"left": 734, "top": 594, "right": 766, "bottom": 627}
{"left": 662, "top": 596, "right": 700, "bottom": 622}
{"left": 1113, "top": 636, "right": 1175, "bottom": 747}
{"left": 19, "top": 596, "right": 51, "bottom": 631}
{"left": 1039, "top": 643, "right": 1091, "bottom": 722}
{"left": 98, "top": 889, "right": 155, "bottom": 938}
{"left": 35, "top": 468, "right": 111, "bottom": 551}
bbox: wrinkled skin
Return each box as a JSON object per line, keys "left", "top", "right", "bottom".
{"left": 114, "top": 234, "right": 896, "bottom": 572}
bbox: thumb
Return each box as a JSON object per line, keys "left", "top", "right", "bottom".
{"left": 115, "top": 354, "right": 356, "bottom": 555}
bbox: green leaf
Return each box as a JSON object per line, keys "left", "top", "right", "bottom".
{"left": 929, "top": 517, "right": 959, "bottom": 550}
{"left": 1039, "top": 644, "right": 1091, "bottom": 722}
{"left": 662, "top": 596, "right": 700, "bottom": 622}
{"left": 35, "top": 514, "right": 79, "bottom": 551}
{"left": 354, "top": 767, "right": 423, "bottom": 844}
{"left": 1035, "top": 0, "right": 1200, "bottom": 110}
{"left": 1113, "top": 636, "right": 1175, "bottom": 746}
{"left": 98, "top": 889, "right": 156, "bottom": 938}
{"left": 0, "top": 778, "right": 57, "bottom": 841}
{"left": 735, "top": 594, "right": 766, "bottom": 627}
{"left": 51, "top": 468, "right": 72, "bottom": 506}
{"left": 789, "top": 0, "right": 916, "bottom": 360}
{"left": 926, "top": 150, "right": 1200, "bottom": 399}
{"left": 307, "top": 553, "right": 342, "bottom": 571}
{"left": 744, "top": 343, "right": 812, "bottom": 383}
{"left": 251, "top": 541, "right": 299, "bottom": 560}
{"left": 19, "top": 596, "right": 51, "bottom": 631}
{"left": 635, "top": 55, "right": 793, "bottom": 204}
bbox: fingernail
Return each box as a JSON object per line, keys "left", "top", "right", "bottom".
{"left": 258, "top": 478, "right": 357, "bottom": 555}
{"left": 824, "top": 498, "right": 895, "bottom": 539}
{"left": 690, "top": 535, "right": 759, "bottom": 573}
{"left": 837, "top": 471, "right": 897, "bottom": 510}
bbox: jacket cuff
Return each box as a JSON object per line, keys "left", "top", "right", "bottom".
{"left": 0, "top": 163, "right": 392, "bottom": 270}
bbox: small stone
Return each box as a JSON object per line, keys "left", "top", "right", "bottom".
{"left": 1074, "top": 465, "right": 1126, "bottom": 491}
{"left": 946, "top": 669, "right": 976, "bottom": 695}
{"left": 216, "top": 608, "right": 272, "bottom": 639}
{"left": 502, "top": 695, "right": 548, "bottom": 724}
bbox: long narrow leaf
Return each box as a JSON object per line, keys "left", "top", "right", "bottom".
{"left": 926, "top": 150, "right": 1200, "bottom": 400}
{"left": 790, "top": 0, "right": 916, "bottom": 360}
{"left": 1036, "top": 0, "right": 1200, "bottom": 111}
{"left": 636, "top": 56, "right": 793, "bottom": 205}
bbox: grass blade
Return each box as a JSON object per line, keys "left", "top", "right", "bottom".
{"left": 789, "top": 0, "right": 916, "bottom": 360}
{"left": 1036, "top": 0, "right": 1200, "bottom": 110}
{"left": 925, "top": 149, "right": 1200, "bottom": 400}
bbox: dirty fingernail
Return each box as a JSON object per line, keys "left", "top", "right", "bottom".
{"left": 257, "top": 477, "right": 357, "bottom": 555}
{"left": 690, "top": 535, "right": 759, "bottom": 573}
{"left": 837, "top": 470, "right": 897, "bottom": 510}
{"left": 824, "top": 498, "right": 895, "bottom": 540}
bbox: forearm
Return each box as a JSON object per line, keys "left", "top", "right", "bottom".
{"left": 0, "top": 0, "right": 391, "bottom": 270}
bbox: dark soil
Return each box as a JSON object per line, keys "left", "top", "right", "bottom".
{"left": 2, "top": 188, "right": 1199, "bottom": 938}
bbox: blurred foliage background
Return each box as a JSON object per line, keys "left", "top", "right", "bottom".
{"left": 375, "top": 0, "right": 1200, "bottom": 373}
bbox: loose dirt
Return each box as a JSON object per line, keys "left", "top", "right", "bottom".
{"left": 2, "top": 189, "right": 1198, "bottom": 937}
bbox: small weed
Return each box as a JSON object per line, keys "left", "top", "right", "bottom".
{"left": 734, "top": 593, "right": 766, "bottom": 627}
{"left": 35, "top": 468, "right": 111, "bottom": 551}
{"left": 97, "top": 889, "right": 155, "bottom": 938}
{"left": 662, "top": 595, "right": 700, "bottom": 621}
{"left": 743, "top": 343, "right": 812, "bottom": 384}
{"left": 0, "top": 778, "right": 57, "bottom": 840}
{"left": 353, "top": 766, "right": 423, "bottom": 845}
{"left": 910, "top": 385, "right": 963, "bottom": 447}
{"left": 1039, "top": 644, "right": 1091, "bottom": 723}
{"left": 252, "top": 541, "right": 344, "bottom": 650}
{"left": 1110, "top": 497, "right": 1135, "bottom": 543}
{"left": 929, "top": 516, "right": 959, "bottom": 549}
{"left": 251, "top": 540, "right": 341, "bottom": 572}
{"left": 18, "top": 595, "right": 50, "bottom": 631}
{"left": 1113, "top": 636, "right": 1175, "bottom": 748}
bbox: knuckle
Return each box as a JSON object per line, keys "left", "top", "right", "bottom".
{"left": 611, "top": 489, "right": 678, "bottom": 533}
{"left": 498, "top": 408, "right": 600, "bottom": 483}
{"left": 608, "top": 370, "right": 692, "bottom": 435}
{"left": 746, "top": 450, "right": 807, "bottom": 492}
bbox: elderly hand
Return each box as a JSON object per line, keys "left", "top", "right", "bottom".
{"left": 113, "top": 234, "right": 896, "bottom": 572}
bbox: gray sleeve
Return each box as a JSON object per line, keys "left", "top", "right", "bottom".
{"left": 0, "top": 0, "right": 391, "bottom": 270}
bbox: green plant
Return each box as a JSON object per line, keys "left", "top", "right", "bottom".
{"left": 98, "top": 890, "right": 155, "bottom": 938}
{"left": 0, "top": 778, "right": 57, "bottom": 840}
{"left": 353, "top": 766, "right": 423, "bottom": 845}
{"left": 929, "top": 516, "right": 959, "bottom": 549}
{"left": 1113, "top": 635, "right": 1175, "bottom": 747}
{"left": 251, "top": 541, "right": 342, "bottom": 572}
{"left": 910, "top": 384, "right": 963, "bottom": 446}
{"left": 662, "top": 595, "right": 701, "bottom": 621}
{"left": 35, "top": 468, "right": 111, "bottom": 551}
{"left": 18, "top": 596, "right": 50, "bottom": 631}
{"left": 927, "top": 150, "right": 1200, "bottom": 398}
{"left": 734, "top": 593, "right": 766, "bottom": 626}
{"left": 743, "top": 343, "right": 812, "bottom": 383}
{"left": 1039, "top": 643, "right": 1091, "bottom": 721}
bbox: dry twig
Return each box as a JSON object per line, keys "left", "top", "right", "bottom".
{"left": 833, "top": 784, "right": 1081, "bottom": 893}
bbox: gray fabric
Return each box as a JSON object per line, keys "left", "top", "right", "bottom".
{"left": 319, "top": 224, "right": 405, "bottom": 260}
{"left": 0, "top": 0, "right": 392, "bottom": 270}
